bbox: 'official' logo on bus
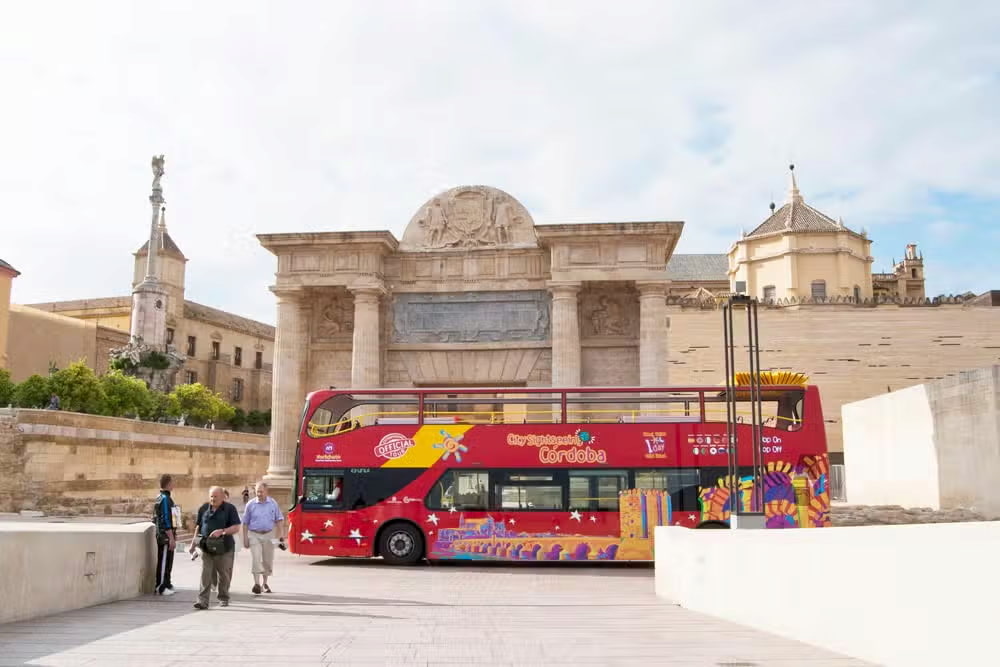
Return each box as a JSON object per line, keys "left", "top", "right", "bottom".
{"left": 374, "top": 433, "right": 415, "bottom": 459}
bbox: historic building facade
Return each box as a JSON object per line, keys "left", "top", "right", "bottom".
{"left": 728, "top": 166, "right": 926, "bottom": 303}
{"left": 0, "top": 258, "right": 19, "bottom": 371}
{"left": 257, "top": 185, "right": 681, "bottom": 491}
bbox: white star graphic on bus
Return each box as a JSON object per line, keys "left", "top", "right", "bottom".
{"left": 328, "top": 546, "right": 334, "bottom": 551}
{"left": 688, "top": 514, "right": 697, "bottom": 521}
{"left": 300, "top": 530, "right": 314, "bottom": 543}
{"left": 508, "top": 518, "right": 516, "bottom": 525}
{"left": 448, "top": 506, "right": 457, "bottom": 513}
{"left": 589, "top": 515, "right": 598, "bottom": 522}
{"left": 323, "top": 520, "right": 334, "bottom": 529}
{"left": 555, "top": 525, "right": 560, "bottom": 531}
{"left": 348, "top": 529, "right": 362, "bottom": 545}
{"left": 569, "top": 510, "right": 582, "bottom": 522}
{"left": 372, "top": 519, "right": 379, "bottom": 524}
{"left": 426, "top": 513, "right": 439, "bottom": 525}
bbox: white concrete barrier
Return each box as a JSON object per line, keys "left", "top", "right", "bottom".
{"left": 655, "top": 522, "right": 1000, "bottom": 666}
{"left": 0, "top": 522, "right": 156, "bottom": 625}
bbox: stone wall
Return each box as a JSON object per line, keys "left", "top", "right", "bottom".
{"left": 842, "top": 365, "right": 1000, "bottom": 516}
{"left": 666, "top": 303, "right": 1000, "bottom": 453}
{"left": 0, "top": 409, "right": 269, "bottom": 524}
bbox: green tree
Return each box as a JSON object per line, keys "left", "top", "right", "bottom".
{"left": 141, "top": 391, "right": 178, "bottom": 422}
{"left": 100, "top": 370, "right": 154, "bottom": 417}
{"left": 47, "top": 361, "right": 107, "bottom": 414}
{"left": 0, "top": 369, "right": 15, "bottom": 406}
{"left": 229, "top": 407, "right": 247, "bottom": 431}
{"left": 13, "top": 374, "right": 51, "bottom": 408}
{"left": 168, "top": 383, "right": 234, "bottom": 425}
{"left": 246, "top": 410, "right": 265, "bottom": 429}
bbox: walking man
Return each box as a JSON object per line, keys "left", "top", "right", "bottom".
{"left": 152, "top": 474, "right": 177, "bottom": 596}
{"left": 192, "top": 486, "right": 241, "bottom": 609}
{"left": 242, "top": 481, "right": 285, "bottom": 594}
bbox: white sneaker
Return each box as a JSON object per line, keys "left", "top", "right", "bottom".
{"left": 161, "top": 588, "right": 176, "bottom": 596}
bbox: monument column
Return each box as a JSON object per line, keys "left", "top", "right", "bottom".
{"left": 264, "top": 287, "right": 306, "bottom": 497}
{"left": 637, "top": 281, "right": 669, "bottom": 387}
{"left": 350, "top": 285, "right": 384, "bottom": 388}
{"left": 548, "top": 281, "right": 582, "bottom": 388}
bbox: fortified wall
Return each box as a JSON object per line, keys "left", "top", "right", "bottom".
{"left": 664, "top": 299, "right": 1000, "bottom": 455}
{"left": 0, "top": 409, "right": 268, "bottom": 522}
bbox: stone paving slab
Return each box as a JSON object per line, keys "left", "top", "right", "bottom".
{"left": 0, "top": 550, "right": 870, "bottom": 666}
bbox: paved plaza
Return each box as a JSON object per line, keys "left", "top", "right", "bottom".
{"left": 0, "top": 549, "right": 868, "bottom": 666}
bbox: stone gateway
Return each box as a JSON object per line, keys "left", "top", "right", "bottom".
{"left": 257, "top": 185, "right": 680, "bottom": 498}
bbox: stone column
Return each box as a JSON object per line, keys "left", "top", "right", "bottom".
{"left": 548, "top": 282, "right": 582, "bottom": 416}
{"left": 637, "top": 282, "right": 669, "bottom": 387}
{"left": 264, "top": 287, "right": 305, "bottom": 496}
{"left": 350, "top": 286, "right": 383, "bottom": 389}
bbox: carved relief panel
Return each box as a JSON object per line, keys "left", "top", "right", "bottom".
{"left": 313, "top": 290, "right": 354, "bottom": 341}
{"left": 391, "top": 291, "right": 551, "bottom": 344}
{"left": 579, "top": 283, "right": 638, "bottom": 338}
{"left": 400, "top": 186, "right": 538, "bottom": 250}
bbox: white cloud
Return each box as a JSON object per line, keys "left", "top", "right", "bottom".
{"left": 2, "top": 1, "right": 998, "bottom": 324}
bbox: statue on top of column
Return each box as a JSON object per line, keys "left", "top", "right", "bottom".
{"left": 151, "top": 155, "right": 165, "bottom": 190}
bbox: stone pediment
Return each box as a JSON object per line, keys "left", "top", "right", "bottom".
{"left": 399, "top": 185, "right": 538, "bottom": 252}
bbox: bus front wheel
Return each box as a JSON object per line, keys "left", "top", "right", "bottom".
{"left": 695, "top": 521, "right": 730, "bottom": 529}
{"left": 378, "top": 522, "right": 424, "bottom": 565}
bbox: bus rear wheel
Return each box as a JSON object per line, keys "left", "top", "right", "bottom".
{"left": 695, "top": 520, "right": 730, "bottom": 529}
{"left": 378, "top": 522, "right": 424, "bottom": 565}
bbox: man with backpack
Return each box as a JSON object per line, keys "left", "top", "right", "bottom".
{"left": 152, "top": 473, "right": 178, "bottom": 596}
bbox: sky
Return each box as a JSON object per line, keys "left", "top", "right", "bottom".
{"left": 2, "top": 1, "right": 998, "bottom": 325}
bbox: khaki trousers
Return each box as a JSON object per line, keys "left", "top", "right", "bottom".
{"left": 199, "top": 549, "right": 234, "bottom": 605}
{"left": 248, "top": 529, "right": 275, "bottom": 576}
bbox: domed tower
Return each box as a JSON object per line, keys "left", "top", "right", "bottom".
{"left": 131, "top": 155, "right": 187, "bottom": 345}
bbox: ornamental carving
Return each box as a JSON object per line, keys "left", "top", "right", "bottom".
{"left": 392, "top": 291, "right": 550, "bottom": 343}
{"left": 580, "top": 285, "right": 637, "bottom": 337}
{"left": 314, "top": 292, "right": 354, "bottom": 340}
{"left": 400, "top": 186, "right": 538, "bottom": 251}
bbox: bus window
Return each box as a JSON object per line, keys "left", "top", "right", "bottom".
{"left": 426, "top": 470, "right": 489, "bottom": 511}
{"left": 495, "top": 472, "right": 564, "bottom": 511}
{"left": 301, "top": 470, "right": 344, "bottom": 509}
{"left": 343, "top": 468, "right": 426, "bottom": 510}
{"left": 569, "top": 470, "right": 628, "bottom": 511}
{"left": 635, "top": 469, "right": 701, "bottom": 512}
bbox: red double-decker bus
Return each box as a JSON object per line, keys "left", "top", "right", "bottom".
{"left": 287, "top": 377, "right": 831, "bottom": 564}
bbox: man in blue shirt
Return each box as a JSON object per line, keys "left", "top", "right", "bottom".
{"left": 192, "top": 486, "right": 241, "bottom": 609}
{"left": 152, "top": 474, "right": 177, "bottom": 596}
{"left": 241, "top": 481, "right": 285, "bottom": 595}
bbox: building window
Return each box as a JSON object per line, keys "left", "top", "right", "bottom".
{"left": 185, "top": 370, "right": 197, "bottom": 384}
{"left": 166, "top": 328, "right": 174, "bottom": 344}
{"left": 186, "top": 336, "right": 196, "bottom": 357}
{"left": 255, "top": 351, "right": 263, "bottom": 370}
{"left": 234, "top": 346, "right": 242, "bottom": 367}
{"left": 911, "top": 268, "right": 917, "bottom": 279}
{"left": 762, "top": 285, "right": 776, "bottom": 302}
{"left": 232, "top": 378, "right": 244, "bottom": 402}
{"left": 211, "top": 341, "right": 221, "bottom": 360}
{"left": 810, "top": 280, "right": 827, "bottom": 299}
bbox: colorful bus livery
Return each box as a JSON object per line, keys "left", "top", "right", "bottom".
{"left": 289, "top": 383, "right": 831, "bottom": 564}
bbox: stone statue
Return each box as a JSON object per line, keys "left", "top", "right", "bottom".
{"left": 492, "top": 197, "right": 516, "bottom": 245}
{"left": 151, "top": 155, "right": 165, "bottom": 190}
{"left": 421, "top": 199, "right": 449, "bottom": 248}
